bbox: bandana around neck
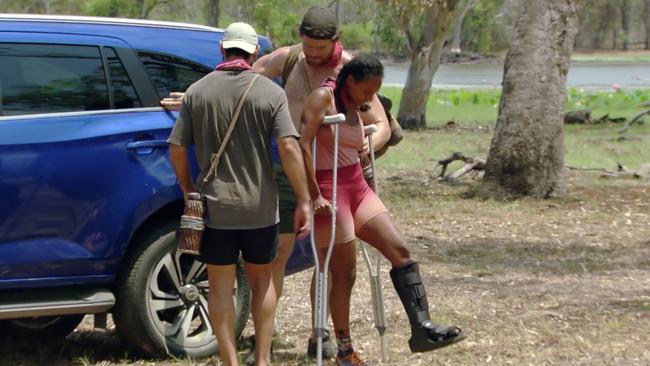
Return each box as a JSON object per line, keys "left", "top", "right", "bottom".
{"left": 314, "top": 41, "right": 343, "bottom": 68}
{"left": 216, "top": 58, "right": 253, "bottom": 71}
{"left": 322, "top": 76, "right": 355, "bottom": 111}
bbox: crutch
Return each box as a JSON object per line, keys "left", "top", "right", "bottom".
{"left": 310, "top": 113, "right": 346, "bottom": 366}
{"left": 358, "top": 124, "right": 389, "bottom": 362}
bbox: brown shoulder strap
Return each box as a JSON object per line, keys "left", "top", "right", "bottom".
{"left": 281, "top": 44, "right": 303, "bottom": 88}
{"left": 200, "top": 73, "right": 260, "bottom": 188}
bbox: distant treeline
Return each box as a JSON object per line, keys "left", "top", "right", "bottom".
{"left": 2, "top": 0, "right": 650, "bottom": 53}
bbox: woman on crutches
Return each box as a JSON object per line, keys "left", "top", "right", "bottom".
{"left": 299, "top": 53, "right": 465, "bottom": 366}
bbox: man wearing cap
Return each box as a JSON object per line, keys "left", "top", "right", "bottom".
{"left": 167, "top": 22, "right": 311, "bottom": 366}
{"left": 161, "top": 7, "right": 392, "bottom": 363}
{"left": 252, "top": 6, "right": 392, "bottom": 364}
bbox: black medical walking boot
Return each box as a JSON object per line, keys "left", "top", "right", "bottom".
{"left": 390, "top": 261, "right": 466, "bottom": 353}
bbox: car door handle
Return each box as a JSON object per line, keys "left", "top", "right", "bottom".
{"left": 126, "top": 140, "right": 168, "bottom": 155}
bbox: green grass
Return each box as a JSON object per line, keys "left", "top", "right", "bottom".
{"left": 571, "top": 51, "right": 650, "bottom": 63}
{"left": 380, "top": 87, "right": 650, "bottom": 127}
{"left": 380, "top": 87, "right": 501, "bottom": 125}
{"left": 376, "top": 87, "right": 650, "bottom": 173}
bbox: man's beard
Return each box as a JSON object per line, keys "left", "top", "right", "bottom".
{"left": 305, "top": 57, "right": 328, "bottom": 67}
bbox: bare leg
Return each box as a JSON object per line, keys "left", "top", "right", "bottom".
{"left": 356, "top": 212, "right": 411, "bottom": 268}
{"left": 324, "top": 242, "right": 357, "bottom": 334}
{"left": 357, "top": 212, "right": 465, "bottom": 353}
{"left": 244, "top": 234, "right": 293, "bottom": 365}
{"left": 273, "top": 233, "right": 295, "bottom": 300}
{"left": 244, "top": 262, "right": 277, "bottom": 366}
{"left": 207, "top": 264, "right": 239, "bottom": 366}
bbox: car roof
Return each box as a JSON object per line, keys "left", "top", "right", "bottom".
{"left": 0, "top": 14, "right": 274, "bottom": 69}
{"left": 0, "top": 13, "right": 225, "bottom": 32}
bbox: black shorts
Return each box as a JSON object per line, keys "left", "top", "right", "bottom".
{"left": 199, "top": 225, "right": 279, "bottom": 265}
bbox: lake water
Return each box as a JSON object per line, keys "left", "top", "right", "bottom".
{"left": 383, "top": 62, "right": 650, "bottom": 90}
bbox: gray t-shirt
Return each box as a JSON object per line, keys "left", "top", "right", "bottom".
{"left": 168, "top": 69, "right": 299, "bottom": 229}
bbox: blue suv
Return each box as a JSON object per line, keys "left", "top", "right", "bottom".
{"left": 0, "top": 14, "right": 312, "bottom": 358}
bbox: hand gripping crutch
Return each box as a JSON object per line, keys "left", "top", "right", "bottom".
{"left": 359, "top": 124, "right": 389, "bottom": 362}
{"left": 310, "top": 113, "right": 346, "bottom": 366}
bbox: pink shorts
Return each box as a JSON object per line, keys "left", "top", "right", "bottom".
{"left": 314, "top": 163, "right": 388, "bottom": 248}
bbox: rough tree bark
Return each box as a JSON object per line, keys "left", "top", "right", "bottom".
{"left": 478, "top": 0, "right": 580, "bottom": 199}
{"left": 395, "top": 0, "right": 459, "bottom": 129}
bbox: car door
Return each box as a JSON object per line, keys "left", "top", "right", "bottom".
{"left": 0, "top": 32, "right": 194, "bottom": 288}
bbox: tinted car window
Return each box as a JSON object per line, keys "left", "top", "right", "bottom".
{"left": 104, "top": 47, "right": 142, "bottom": 109}
{"left": 137, "top": 51, "right": 211, "bottom": 98}
{"left": 0, "top": 43, "right": 109, "bottom": 116}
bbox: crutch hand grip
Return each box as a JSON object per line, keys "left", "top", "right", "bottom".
{"left": 364, "top": 124, "right": 379, "bottom": 136}
{"left": 323, "top": 113, "right": 346, "bottom": 125}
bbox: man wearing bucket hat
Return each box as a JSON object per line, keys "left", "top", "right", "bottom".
{"left": 168, "top": 22, "right": 311, "bottom": 366}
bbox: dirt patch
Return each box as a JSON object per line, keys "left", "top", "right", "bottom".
{"left": 2, "top": 170, "right": 649, "bottom": 365}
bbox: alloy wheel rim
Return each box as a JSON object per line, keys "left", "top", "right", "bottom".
{"left": 146, "top": 250, "right": 238, "bottom": 349}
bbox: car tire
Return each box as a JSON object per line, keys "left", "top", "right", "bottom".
{"left": 0, "top": 314, "right": 84, "bottom": 340}
{"left": 113, "top": 222, "right": 251, "bottom": 358}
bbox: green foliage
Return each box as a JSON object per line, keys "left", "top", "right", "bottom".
{"left": 371, "top": 3, "right": 407, "bottom": 53}
{"left": 340, "top": 22, "right": 373, "bottom": 51}
{"left": 83, "top": 0, "right": 133, "bottom": 17}
{"left": 247, "top": 0, "right": 323, "bottom": 46}
{"left": 381, "top": 86, "right": 650, "bottom": 127}
{"left": 253, "top": 5, "right": 300, "bottom": 46}
{"left": 462, "top": 0, "right": 507, "bottom": 53}
{"left": 566, "top": 88, "right": 650, "bottom": 110}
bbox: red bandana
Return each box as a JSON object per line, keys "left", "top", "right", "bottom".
{"left": 216, "top": 58, "right": 253, "bottom": 71}
{"left": 321, "top": 41, "right": 343, "bottom": 68}
{"left": 322, "top": 76, "right": 354, "bottom": 110}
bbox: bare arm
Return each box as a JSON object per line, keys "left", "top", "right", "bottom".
{"left": 252, "top": 46, "right": 291, "bottom": 79}
{"left": 299, "top": 88, "right": 333, "bottom": 214}
{"left": 169, "top": 143, "right": 196, "bottom": 200}
{"left": 359, "top": 94, "right": 391, "bottom": 153}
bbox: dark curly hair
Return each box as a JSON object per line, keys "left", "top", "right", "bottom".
{"left": 334, "top": 53, "right": 384, "bottom": 113}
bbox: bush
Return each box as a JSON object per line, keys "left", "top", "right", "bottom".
{"left": 340, "top": 23, "right": 373, "bottom": 51}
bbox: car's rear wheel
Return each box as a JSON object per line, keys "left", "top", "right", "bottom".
{"left": 114, "top": 222, "right": 250, "bottom": 358}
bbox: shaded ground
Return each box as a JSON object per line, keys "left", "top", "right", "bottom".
{"left": 1, "top": 170, "right": 649, "bottom": 366}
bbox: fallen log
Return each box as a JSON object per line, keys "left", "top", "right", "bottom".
{"left": 436, "top": 152, "right": 486, "bottom": 181}
{"left": 619, "top": 109, "right": 649, "bottom": 134}
{"left": 564, "top": 109, "right": 591, "bottom": 124}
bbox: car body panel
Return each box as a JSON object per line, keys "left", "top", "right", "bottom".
{"left": 0, "top": 15, "right": 310, "bottom": 293}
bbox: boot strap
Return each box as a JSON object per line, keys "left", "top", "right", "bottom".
{"left": 399, "top": 271, "right": 422, "bottom": 286}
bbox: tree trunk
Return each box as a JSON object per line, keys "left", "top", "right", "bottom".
{"left": 138, "top": 0, "right": 160, "bottom": 19}
{"left": 208, "top": 0, "right": 219, "bottom": 27}
{"left": 398, "top": 2, "right": 456, "bottom": 130}
{"left": 646, "top": 0, "right": 650, "bottom": 49}
{"left": 450, "top": 0, "right": 477, "bottom": 53}
{"left": 42, "top": 0, "right": 51, "bottom": 14}
{"left": 478, "top": 0, "right": 579, "bottom": 199}
{"left": 335, "top": 0, "right": 341, "bottom": 30}
{"left": 621, "top": 0, "right": 630, "bottom": 50}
